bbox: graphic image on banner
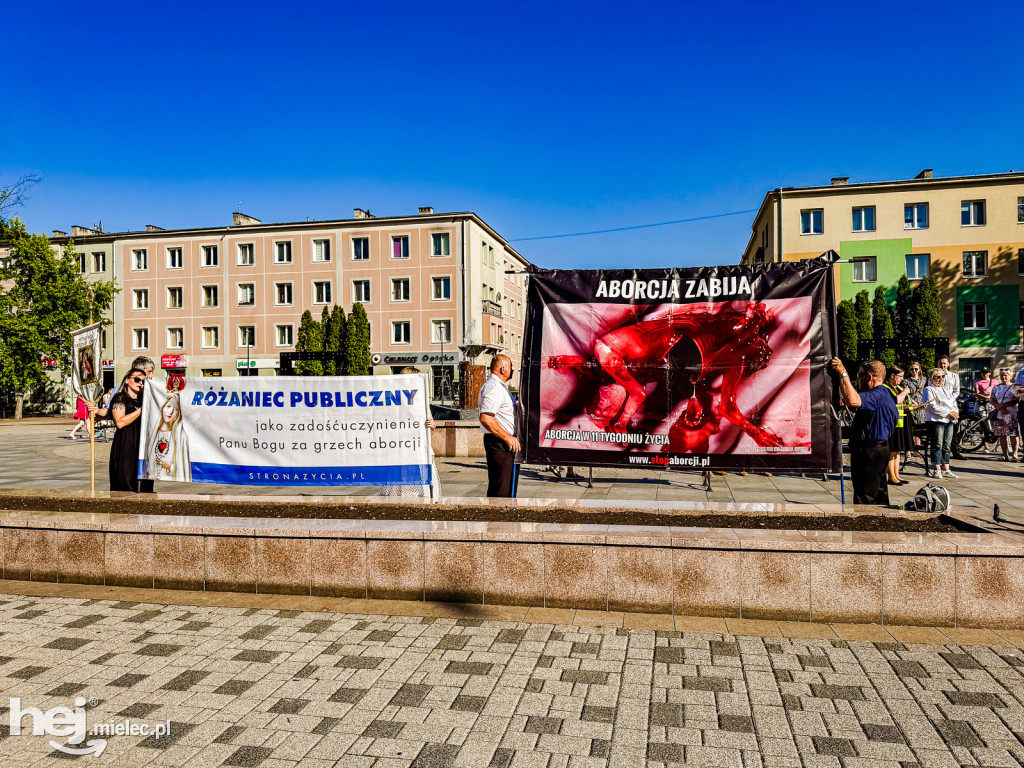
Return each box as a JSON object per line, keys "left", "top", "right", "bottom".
{"left": 137, "top": 374, "right": 432, "bottom": 486}
{"left": 70, "top": 322, "right": 103, "bottom": 403}
{"left": 518, "top": 253, "right": 840, "bottom": 472}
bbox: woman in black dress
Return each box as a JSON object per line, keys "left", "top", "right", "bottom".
{"left": 108, "top": 368, "right": 147, "bottom": 492}
{"left": 883, "top": 366, "right": 914, "bottom": 485}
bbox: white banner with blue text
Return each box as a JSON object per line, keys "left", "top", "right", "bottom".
{"left": 137, "top": 374, "right": 431, "bottom": 486}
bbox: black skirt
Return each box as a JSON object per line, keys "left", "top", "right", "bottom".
{"left": 888, "top": 415, "right": 914, "bottom": 454}
{"left": 109, "top": 395, "right": 141, "bottom": 492}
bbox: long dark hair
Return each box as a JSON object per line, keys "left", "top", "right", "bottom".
{"left": 112, "top": 367, "right": 147, "bottom": 406}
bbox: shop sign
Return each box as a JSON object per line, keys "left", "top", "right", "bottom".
{"left": 371, "top": 352, "right": 457, "bottom": 366}
{"left": 161, "top": 355, "right": 188, "bottom": 369}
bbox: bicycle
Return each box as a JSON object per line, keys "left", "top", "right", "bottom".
{"left": 953, "top": 395, "right": 998, "bottom": 453}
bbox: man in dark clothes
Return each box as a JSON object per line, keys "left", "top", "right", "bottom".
{"left": 830, "top": 358, "right": 899, "bottom": 505}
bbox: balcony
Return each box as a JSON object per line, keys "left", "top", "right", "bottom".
{"left": 482, "top": 299, "right": 502, "bottom": 318}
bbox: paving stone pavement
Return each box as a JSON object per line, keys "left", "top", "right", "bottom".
{"left": 1, "top": 595, "right": 1024, "bottom": 767}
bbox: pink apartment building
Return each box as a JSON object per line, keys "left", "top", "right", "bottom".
{"left": 48, "top": 208, "right": 531, "bottom": 398}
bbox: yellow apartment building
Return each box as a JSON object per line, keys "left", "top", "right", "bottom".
{"left": 740, "top": 170, "right": 1024, "bottom": 385}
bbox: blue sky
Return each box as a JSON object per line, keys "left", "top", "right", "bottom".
{"left": 3, "top": 1, "right": 1022, "bottom": 269}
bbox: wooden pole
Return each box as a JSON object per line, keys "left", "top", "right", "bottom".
{"left": 88, "top": 404, "right": 96, "bottom": 498}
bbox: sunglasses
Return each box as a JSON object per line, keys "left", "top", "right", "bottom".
{"left": 130, "top": 377, "right": 146, "bottom": 383}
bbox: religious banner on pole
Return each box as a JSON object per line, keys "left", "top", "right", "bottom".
{"left": 70, "top": 322, "right": 103, "bottom": 403}
{"left": 518, "top": 252, "right": 841, "bottom": 473}
{"left": 138, "top": 374, "right": 433, "bottom": 486}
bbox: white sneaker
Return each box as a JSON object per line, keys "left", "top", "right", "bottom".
{"left": 928, "top": 470, "right": 941, "bottom": 479}
{"left": 942, "top": 470, "right": 959, "bottom": 479}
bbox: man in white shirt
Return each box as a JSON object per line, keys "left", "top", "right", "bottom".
{"left": 937, "top": 355, "right": 959, "bottom": 400}
{"left": 478, "top": 354, "right": 519, "bottom": 497}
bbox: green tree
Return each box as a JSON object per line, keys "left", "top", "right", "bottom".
{"left": 346, "top": 303, "right": 371, "bottom": 376}
{"left": 295, "top": 310, "right": 324, "bottom": 375}
{"left": 910, "top": 275, "right": 941, "bottom": 370}
{"left": 319, "top": 306, "right": 332, "bottom": 375}
{"left": 324, "top": 304, "right": 347, "bottom": 375}
{"left": 871, "top": 287, "right": 896, "bottom": 368}
{"left": 836, "top": 299, "right": 858, "bottom": 362}
{"left": 0, "top": 218, "right": 115, "bottom": 418}
{"left": 894, "top": 276, "right": 915, "bottom": 365}
{"left": 853, "top": 290, "right": 872, "bottom": 358}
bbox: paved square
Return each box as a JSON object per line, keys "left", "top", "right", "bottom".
{"left": 0, "top": 595, "right": 1023, "bottom": 766}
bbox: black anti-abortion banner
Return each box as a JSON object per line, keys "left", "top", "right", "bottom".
{"left": 518, "top": 252, "right": 841, "bottom": 473}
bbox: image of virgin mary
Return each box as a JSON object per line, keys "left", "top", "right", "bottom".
{"left": 146, "top": 393, "right": 192, "bottom": 481}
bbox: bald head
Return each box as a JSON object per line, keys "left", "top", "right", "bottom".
{"left": 490, "top": 354, "right": 512, "bottom": 381}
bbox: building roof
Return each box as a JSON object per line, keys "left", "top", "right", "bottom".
{"left": 741, "top": 169, "right": 1024, "bottom": 259}
{"left": 45, "top": 210, "right": 532, "bottom": 266}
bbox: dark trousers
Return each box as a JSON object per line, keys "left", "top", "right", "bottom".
{"left": 484, "top": 434, "right": 516, "bottom": 497}
{"left": 851, "top": 440, "right": 890, "bottom": 505}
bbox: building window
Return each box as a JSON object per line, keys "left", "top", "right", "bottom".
{"left": 275, "top": 282, "right": 293, "bottom": 306}
{"left": 431, "top": 232, "right": 450, "bottom": 256}
{"left": 77, "top": 252, "right": 87, "bottom": 273}
{"left": 201, "top": 326, "right": 219, "bottom": 348}
{"left": 202, "top": 245, "right": 218, "bottom": 266}
{"left": 352, "top": 280, "right": 370, "bottom": 303}
{"left": 851, "top": 206, "right": 875, "bottom": 232}
{"left": 202, "top": 285, "right": 219, "bottom": 307}
{"left": 904, "top": 203, "right": 928, "bottom": 230}
{"left": 1018, "top": 196, "right": 1024, "bottom": 224}
{"left": 132, "top": 248, "right": 148, "bottom": 271}
{"left": 238, "top": 326, "right": 256, "bottom": 348}
{"left": 352, "top": 237, "right": 370, "bottom": 261}
{"left": 1018, "top": 248, "right": 1024, "bottom": 276}
{"left": 132, "top": 289, "right": 149, "bottom": 310}
{"left": 431, "top": 276, "right": 451, "bottom": 300}
{"left": 167, "top": 327, "right": 184, "bottom": 349}
{"left": 392, "top": 320, "right": 411, "bottom": 344}
{"left": 92, "top": 252, "right": 106, "bottom": 272}
{"left": 313, "top": 238, "right": 331, "bottom": 262}
{"left": 275, "top": 241, "right": 292, "bottom": 263}
{"left": 314, "top": 280, "right": 332, "bottom": 304}
{"left": 800, "top": 209, "right": 823, "bottom": 235}
{"left": 391, "top": 235, "right": 409, "bottom": 259}
{"left": 237, "top": 283, "right": 255, "bottom": 306}
{"left": 167, "top": 247, "right": 183, "bottom": 269}
{"left": 851, "top": 257, "right": 876, "bottom": 283}
{"left": 962, "top": 251, "right": 987, "bottom": 278}
{"left": 167, "top": 286, "right": 183, "bottom": 309}
{"left": 391, "top": 278, "right": 411, "bottom": 302}
{"left": 961, "top": 200, "right": 986, "bottom": 227}
{"left": 905, "top": 254, "right": 930, "bottom": 280}
{"left": 276, "top": 325, "right": 294, "bottom": 347}
{"left": 237, "top": 243, "right": 254, "bottom": 266}
{"left": 432, "top": 319, "right": 452, "bottom": 344}
{"left": 963, "top": 303, "right": 987, "bottom": 330}
{"left": 132, "top": 328, "right": 149, "bottom": 350}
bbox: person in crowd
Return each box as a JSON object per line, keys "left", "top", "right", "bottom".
{"left": 92, "top": 357, "right": 156, "bottom": 419}
{"left": 107, "top": 368, "right": 147, "bottom": 492}
{"left": 377, "top": 367, "right": 440, "bottom": 499}
{"left": 91, "top": 356, "right": 157, "bottom": 492}
{"left": 882, "top": 366, "right": 914, "bottom": 485}
{"left": 922, "top": 368, "right": 960, "bottom": 479}
{"left": 973, "top": 367, "right": 994, "bottom": 403}
{"left": 990, "top": 368, "right": 1020, "bottom": 461}
{"left": 479, "top": 354, "right": 520, "bottom": 497}
{"left": 69, "top": 396, "right": 90, "bottom": 440}
{"left": 830, "top": 358, "right": 898, "bottom": 505}
{"left": 903, "top": 361, "right": 927, "bottom": 457}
